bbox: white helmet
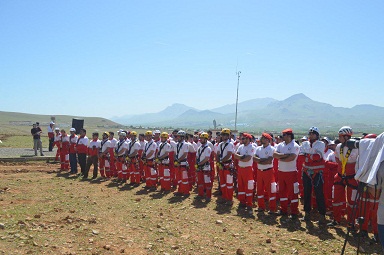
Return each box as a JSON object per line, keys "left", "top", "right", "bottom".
{"left": 321, "top": 137, "right": 331, "bottom": 144}
{"left": 54, "top": 127, "right": 60, "bottom": 131}
{"left": 69, "top": 128, "right": 76, "bottom": 132}
{"left": 177, "top": 130, "right": 186, "bottom": 137}
{"left": 309, "top": 126, "right": 320, "bottom": 135}
{"left": 339, "top": 126, "right": 353, "bottom": 136}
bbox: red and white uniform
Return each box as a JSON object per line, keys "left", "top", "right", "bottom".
{"left": 99, "top": 139, "right": 111, "bottom": 178}
{"left": 54, "top": 133, "right": 62, "bottom": 161}
{"left": 69, "top": 134, "right": 78, "bottom": 154}
{"left": 275, "top": 140, "right": 300, "bottom": 215}
{"left": 186, "top": 141, "right": 197, "bottom": 187}
{"left": 332, "top": 143, "right": 359, "bottom": 224}
{"left": 48, "top": 125, "right": 54, "bottom": 140}
{"left": 174, "top": 141, "right": 190, "bottom": 195}
{"left": 76, "top": 136, "right": 89, "bottom": 155}
{"left": 138, "top": 140, "right": 145, "bottom": 180}
{"left": 236, "top": 143, "right": 255, "bottom": 207}
{"left": 207, "top": 140, "right": 215, "bottom": 181}
{"left": 109, "top": 137, "right": 118, "bottom": 177}
{"left": 143, "top": 140, "right": 158, "bottom": 187}
{"left": 168, "top": 139, "right": 177, "bottom": 187}
{"left": 88, "top": 139, "right": 101, "bottom": 157}
{"left": 217, "top": 139, "right": 235, "bottom": 201}
{"left": 60, "top": 134, "right": 70, "bottom": 170}
{"left": 196, "top": 143, "right": 212, "bottom": 198}
{"left": 127, "top": 139, "right": 141, "bottom": 183}
{"left": 255, "top": 144, "right": 277, "bottom": 212}
{"left": 115, "top": 139, "right": 128, "bottom": 180}
{"left": 157, "top": 141, "right": 172, "bottom": 191}
{"left": 323, "top": 149, "right": 337, "bottom": 210}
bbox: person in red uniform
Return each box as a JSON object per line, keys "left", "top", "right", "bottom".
{"left": 108, "top": 132, "right": 118, "bottom": 177}
{"left": 126, "top": 131, "right": 141, "bottom": 185}
{"left": 273, "top": 128, "right": 300, "bottom": 219}
{"left": 142, "top": 131, "right": 158, "bottom": 190}
{"left": 328, "top": 126, "right": 359, "bottom": 227}
{"left": 59, "top": 129, "right": 70, "bottom": 170}
{"left": 156, "top": 132, "right": 172, "bottom": 192}
{"left": 254, "top": 133, "right": 277, "bottom": 214}
{"left": 195, "top": 132, "right": 213, "bottom": 201}
{"left": 115, "top": 132, "right": 128, "bottom": 182}
{"left": 84, "top": 132, "right": 101, "bottom": 179}
{"left": 53, "top": 128, "right": 61, "bottom": 161}
{"left": 48, "top": 121, "right": 55, "bottom": 152}
{"left": 234, "top": 133, "right": 256, "bottom": 217}
{"left": 99, "top": 132, "right": 111, "bottom": 179}
{"left": 68, "top": 128, "right": 78, "bottom": 174}
{"left": 173, "top": 130, "right": 190, "bottom": 197}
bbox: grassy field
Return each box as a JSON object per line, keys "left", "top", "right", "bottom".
{"left": 0, "top": 162, "right": 382, "bottom": 255}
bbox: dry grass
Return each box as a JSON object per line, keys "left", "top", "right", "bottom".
{"left": 0, "top": 162, "right": 381, "bottom": 255}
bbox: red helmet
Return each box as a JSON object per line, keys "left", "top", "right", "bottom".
{"left": 363, "top": 134, "right": 377, "bottom": 139}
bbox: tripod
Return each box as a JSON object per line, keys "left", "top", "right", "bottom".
{"left": 340, "top": 181, "right": 379, "bottom": 255}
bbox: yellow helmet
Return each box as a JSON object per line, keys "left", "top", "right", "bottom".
{"left": 160, "top": 132, "right": 169, "bottom": 138}
{"left": 200, "top": 132, "right": 209, "bottom": 139}
{"left": 103, "top": 131, "right": 110, "bottom": 137}
{"left": 130, "top": 131, "right": 137, "bottom": 136}
{"left": 221, "top": 128, "right": 231, "bottom": 135}
{"left": 145, "top": 130, "right": 153, "bottom": 136}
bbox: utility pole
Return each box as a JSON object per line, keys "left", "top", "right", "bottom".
{"left": 235, "top": 71, "right": 241, "bottom": 132}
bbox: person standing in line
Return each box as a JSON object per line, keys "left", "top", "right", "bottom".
{"left": 48, "top": 121, "right": 55, "bottom": 152}
{"left": 108, "top": 132, "right": 118, "bottom": 178}
{"left": 68, "top": 128, "right": 78, "bottom": 174}
{"left": 53, "top": 128, "right": 61, "bottom": 161}
{"left": 84, "top": 132, "right": 101, "bottom": 179}
{"left": 273, "top": 128, "right": 300, "bottom": 219}
{"left": 115, "top": 132, "right": 128, "bottom": 182}
{"left": 99, "top": 132, "right": 111, "bottom": 179}
{"left": 59, "top": 129, "right": 70, "bottom": 170}
{"left": 233, "top": 133, "right": 256, "bottom": 217}
{"left": 76, "top": 128, "right": 89, "bottom": 177}
{"left": 156, "top": 132, "right": 172, "bottom": 192}
{"left": 173, "top": 130, "right": 190, "bottom": 197}
{"left": 142, "top": 131, "right": 158, "bottom": 190}
{"left": 254, "top": 133, "right": 277, "bottom": 214}
{"left": 195, "top": 132, "right": 213, "bottom": 201}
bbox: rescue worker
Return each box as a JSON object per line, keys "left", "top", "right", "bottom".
{"left": 186, "top": 133, "right": 197, "bottom": 189}
{"left": 174, "top": 130, "right": 190, "bottom": 196}
{"left": 156, "top": 132, "right": 172, "bottom": 192}
{"left": 68, "top": 128, "right": 78, "bottom": 174}
{"left": 216, "top": 128, "right": 235, "bottom": 205}
{"left": 233, "top": 133, "right": 256, "bottom": 217}
{"left": 48, "top": 121, "right": 55, "bottom": 151}
{"left": 108, "top": 132, "right": 118, "bottom": 177}
{"left": 169, "top": 129, "right": 179, "bottom": 188}
{"left": 59, "top": 129, "right": 70, "bottom": 170}
{"left": 142, "top": 131, "right": 158, "bottom": 190}
{"left": 84, "top": 132, "right": 101, "bottom": 179}
{"left": 99, "top": 132, "right": 111, "bottom": 179}
{"left": 254, "top": 133, "right": 277, "bottom": 213}
{"left": 195, "top": 132, "right": 213, "bottom": 201}
{"left": 115, "top": 132, "right": 128, "bottom": 182}
{"left": 126, "top": 131, "right": 141, "bottom": 186}
{"left": 300, "top": 127, "right": 327, "bottom": 224}
{"left": 273, "top": 128, "right": 300, "bottom": 219}
{"left": 76, "top": 128, "right": 89, "bottom": 177}
{"left": 328, "top": 126, "right": 359, "bottom": 227}
{"left": 53, "top": 128, "right": 61, "bottom": 161}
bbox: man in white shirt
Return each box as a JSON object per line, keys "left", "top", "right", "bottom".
{"left": 195, "top": 132, "right": 213, "bottom": 201}
{"left": 156, "top": 132, "right": 172, "bottom": 192}
{"left": 273, "top": 128, "right": 300, "bottom": 219}
{"left": 233, "top": 133, "right": 256, "bottom": 217}
{"left": 76, "top": 128, "right": 89, "bottom": 177}
{"left": 115, "top": 132, "right": 128, "bottom": 182}
{"left": 126, "top": 131, "right": 141, "bottom": 186}
{"left": 48, "top": 121, "right": 55, "bottom": 152}
{"left": 108, "top": 132, "right": 118, "bottom": 177}
{"left": 142, "top": 131, "right": 158, "bottom": 190}
{"left": 216, "top": 128, "right": 235, "bottom": 205}
{"left": 254, "top": 133, "right": 276, "bottom": 213}
{"left": 174, "top": 130, "right": 190, "bottom": 196}
{"left": 99, "top": 132, "right": 111, "bottom": 179}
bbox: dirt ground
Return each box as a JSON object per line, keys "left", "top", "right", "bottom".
{"left": 0, "top": 162, "right": 382, "bottom": 255}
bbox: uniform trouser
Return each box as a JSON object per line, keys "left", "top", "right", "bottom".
{"left": 129, "top": 161, "right": 141, "bottom": 184}
{"left": 237, "top": 166, "right": 254, "bottom": 207}
{"left": 323, "top": 170, "right": 334, "bottom": 210}
{"left": 60, "top": 151, "right": 69, "bottom": 170}
{"left": 187, "top": 158, "right": 196, "bottom": 187}
{"left": 33, "top": 139, "right": 43, "bottom": 156}
{"left": 49, "top": 137, "right": 54, "bottom": 151}
{"left": 302, "top": 171, "right": 326, "bottom": 215}
{"left": 360, "top": 195, "right": 379, "bottom": 234}
{"left": 69, "top": 153, "right": 78, "bottom": 173}
{"left": 257, "top": 169, "right": 277, "bottom": 212}
{"left": 109, "top": 150, "right": 117, "bottom": 177}
{"left": 218, "top": 169, "right": 234, "bottom": 201}
{"left": 169, "top": 152, "right": 177, "bottom": 187}
{"left": 277, "top": 171, "right": 299, "bottom": 215}
{"left": 78, "top": 153, "right": 87, "bottom": 175}
{"left": 210, "top": 159, "right": 215, "bottom": 182}
{"left": 158, "top": 164, "right": 171, "bottom": 191}
{"left": 176, "top": 165, "right": 190, "bottom": 195}
{"left": 116, "top": 158, "right": 127, "bottom": 180}
{"left": 197, "top": 171, "right": 212, "bottom": 198}
{"left": 85, "top": 155, "right": 98, "bottom": 178}
{"left": 332, "top": 174, "right": 358, "bottom": 223}
{"left": 144, "top": 162, "right": 157, "bottom": 187}
{"left": 99, "top": 157, "right": 111, "bottom": 178}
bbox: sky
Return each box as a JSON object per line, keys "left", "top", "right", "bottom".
{"left": 1, "top": 1, "right": 383, "bottom": 118}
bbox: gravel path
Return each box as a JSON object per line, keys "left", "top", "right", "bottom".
{"left": 0, "top": 148, "right": 58, "bottom": 158}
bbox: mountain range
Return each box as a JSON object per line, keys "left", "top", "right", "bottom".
{"left": 111, "top": 93, "right": 384, "bottom": 133}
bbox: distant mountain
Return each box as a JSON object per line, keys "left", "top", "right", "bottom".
{"left": 111, "top": 94, "right": 384, "bottom": 133}
{"left": 210, "top": 98, "right": 277, "bottom": 114}
{"left": 111, "top": 103, "right": 197, "bottom": 125}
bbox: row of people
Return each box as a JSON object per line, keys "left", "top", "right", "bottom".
{"left": 52, "top": 126, "right": 380, "bottom": 242}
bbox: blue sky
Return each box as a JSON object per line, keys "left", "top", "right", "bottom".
{"left": 1, "top": 1, "right": 383, "bottom": 118}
